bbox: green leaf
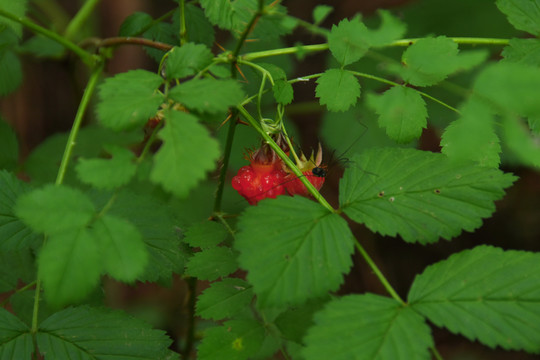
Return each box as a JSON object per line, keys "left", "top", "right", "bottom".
{"left": 168, "top": 78, "right": 244, "bottom": 113}
{"left": 328, "top": 18, "right": 370, "bottom": 65}
{"left": 198, "top": 319, "right": 265, "bottom": 360}
{"left": 502, "top": 38, "right": 540, "bottom": 67}
{"left": 76, "top": 145, "right": 137, "bottom": 189}
{"left": 96, "top": 70, "right": 164, "bottom": 131}
{"left": 92, "top": 215, "right": 148, "bottom": 282}
{"left": 39, "top": 229, "right": 101, "bottom": 306}
{"left": 496, "top": 0, "right": 540, "bottom": 35}
{"left": 0, "top": 0, "right": 28, "bottom": 38}
{"left": 232, "top": 0, "right": 292, "bottom": 40}
{"left": 0, "top": 249, "right": 34, "bottom": 292}
{"left": 316, "top": 69, "right": 360, "bottom": 112}
{"left": 340, "top": 148, "right": 517, "bottom": 243}
{"left": 441, "top": 99, "right": 501, "bottom": 167}
{"left": 312, "top": 5, "right": 333, "bottom": 24}
{"left": 235, "top": 196, "right": 355, "bottom": 307}
{"left": 303, "top": 294, "right": 433, "bottom": 360}
{"left": 15, "top": 184, "right": 95, "bottom": 235}
{"left": 184, "top": 221, "right": 228, "bottom": 248}
{"left": 97, "top": 191, "right": 186, "bottom": 284}
{"left": 185, "top": 246, "right": 238, "bottom": 281}
{"left": 366, "top": 10, "right": 407, "bottom": 47}
{"left": 0, "top": 51, "right": 22, "bottom": 95}
{"left": 0, "top": 171, "right": 41, "bottom": 250}
{"left": 473, "top": 62, "right": 540, "bottom": 119}
{"left": 0, "top": 308, "right": 33, "bottom": 360}
{"left": 367, "top": 86, "right": 427, "bottom": 143}
{"left": 397, "top": 36, "right": 487, "bottom": 86}
{"left": 150, "top": 111, "right": 220, "bottom": 198}
{"left": 502, "top": 116, "right": 540, "bottom": 167}
{"left": 20, "top": 36, "right": 65, "bottom": 58}
{"left": 119, "top": 11, "right": 153, "bottom": 36}
{"left": 274, "top": 297, "right": 329, "bottom": 344}
{"left": 196, "top": 278, "right": 253, "bottom": 320}
{"left": 165, "top": 43, "right": 214, "bottom": 80}
{"left": 273, "top": 79, "right": 294, "bottom": 105}
{"left": 409, "top": 245, "right": 540, "bottom": 353}
{"left": 183, "top": 4, "right": 216, "bottom": 47}
{"left": 142, "top": 22, "right": 177, "bottom": 63}
{"left": 37, "top": 306, "right": 175, "bottom": 359}
{"left": 0, "top": 117, "right": 18, "bottom": 170}
{"left": 200, "top": 0, "right": 235, "bottom": 30}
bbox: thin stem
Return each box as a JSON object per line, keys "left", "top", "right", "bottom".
{"left": 346, "top": 70, "right": 461, "bottom": 115}
{"left": 237, "top": 105, "right": 336, "bottom": 213}
{"left": 85, "top": 37, "right": 174, "bottom": 52}
{"left": 0, "top": 9, "right": 95, "bottom": 65}
{"left": 182, "top": 277, "right": 198, "bottom": 358}
{"left": 179, "top": 0, "right": 187, "bottom": 45}
{"left": 0, "top": 281, "right": 37, "bottom": 307}
{"left": 231, "top": 0, "right": 264, "bottom": 73}
{"left": 55, "top": 63, "right": 104, "bottom": 185}
{"left": 390, "top": 37, "right": 510, "bottom": 47}
{"left": 213, "top": 111, "right": 238, "bottom": 213}
{"left": 431, "top": 346, "right": 444, "bottom": 360}
{"left": 354, "top": 239, "right": 404, "bottom": 305}
{"left": 242, "top": 43, "right": 329, "bottom": 62}
{"left": 64, "top": 0, "right": 101, "bottom": 40}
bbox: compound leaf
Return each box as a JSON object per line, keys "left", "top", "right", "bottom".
{"left": 0, "top": 171, "right": 41, "bottom": 251}
{"left": 150, "top": 111, "right": 220, "bottom": 198}
{"left": 185, "top": 247, "right": 238, "bottom": 281}
{"left": 502, "top": 115, "right": 540, "bottom": 167}
{"left": 303, "top": 294, "right": 433, "bottom": 360}
{"left": 316, "top": 69, "right": 360, "bottom": 112}
{"left": 200, "top": 0, "right": 235, "bottom": 30}
{"left": 183, "top": 4, "right": 216, "bottom": 47}
{"left": 340, "top": 148, "right": 516, "bottom": 243}
{"left": 165, "top": 43, "right": 214, "bottom": 80}
{"left": 367, "top": 10, "right": 407, "bottom": 47}
{"left": 15, "top": 184, "right": 95, "bottom": 235}
{"left": 409, "top": 245, "right": 540, "bottom": 353}
{"left": 184, "top": 221, "right": 228, "bottom": 248}
{"left": 96, "top": 70, "right": 164, "bottom": 131}
{"left": 76, "top": 145, "right": 137, "bottom": 190}
{"left": 37, "top": 306, "right": 175, "bottom": 360}
{"left": 0, "top": 308, "right": 32, "bottom": 360}
{"left": 92, "top": 215, "right": 148, "bottom": 282}
{"left": 496, "top": 0, "right": 540, "bottom": 36}
{"left": 441, "top": 99, "right": 501, "bottom": 167}
{"left": 168, "top": 78, "right": 244, "bottom": 114}
{"left": 0, "top": 249, "right": 34, "bottom": 292}
{"left": 119, "top": 11, "right": 153, "bottom": 36}
{"left": 235, "top": 196, "right": 354, "bottom": 307}
{"left": 39, "top": 229, "right": 101, "bottom": 307}
{"left": 328, "top": 18, "right": 370, "bottom": 65}
{"left": 367, "top": 86, "right": 427, "bottom": 143}
{"left": 196, "top": 278, "right": 253, "bottom": 320}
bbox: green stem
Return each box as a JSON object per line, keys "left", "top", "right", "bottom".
{"left": 182, "top": 277, "right": 198, "bottom": 358}
{"left": 0, "top": 9, "right": 95, "bottom": 65}
{"left": 242, "top": 43, "right": 329, "bottom": 61}
{"left": 431, "top": 346, "right": 444, "bottom": 360}
{"left": 231, "top": 0, "right": 264, "bottom": 73}
{"left": 390, "top": 37, "right": 510, "bottom": 47}
{"left": 347, "top": 70, "right": 461, "bottom": 114}
{"left": 64, "top": 0, "right": 101, "bottom": 40}
{"left": 214, "top": 111, "right": 238, "bottom": 213}
{"left": 354, "top": 239, "right": 404, "bottom": 304}
{"left": 55, "top": 63, "right": 104, "bottom": 185}
{"left": 179, "top": 0, "right": 188, "bottom": 45}
{"left": 237, "top": 105, "right": 336, "bottom": 213}
{"left": 0, "top": 281, "right": 37, "bottom": 307}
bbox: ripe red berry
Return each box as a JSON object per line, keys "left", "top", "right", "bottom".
{"left": 283, "top": 143, "right": 326, "bottom": 198}
{"left": 231, "top": 142, "right": 288, "bottom": 205}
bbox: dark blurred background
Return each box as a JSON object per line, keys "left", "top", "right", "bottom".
{"left": 1, "top": 0, "right": 539, "bottom": 359}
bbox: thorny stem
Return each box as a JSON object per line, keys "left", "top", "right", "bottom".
{"left": 231, "top": 0, "right": 265, "bottom": 74}
{"left": 64, "top": 0, "right": 101, "bottom": 40}
{"left": 213, "top": 111, "right": 239, "bottom": 213}
{"left": 0, "top": 9, "right": 95, "bottom": 65}
{"left": 354, "top": 240, "right": 405, "bottom": 305}
{"left": 236, "top": 105, "right": 336, "bottom": 214}
{"left": 82, "top": 37, "right": 174, "bottom": 52}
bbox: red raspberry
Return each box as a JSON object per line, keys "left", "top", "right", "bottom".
{"left": 232, "top": 142, "right": 287, "bottom": 205}
{"left": 283, "top": 143, "right": 326, "bottom": 198}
